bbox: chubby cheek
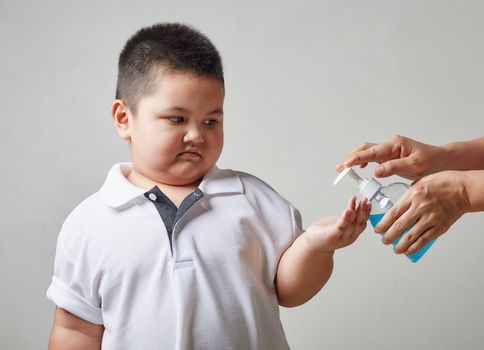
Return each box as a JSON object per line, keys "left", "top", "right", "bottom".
{"left": 212, "top": 140, "right": 224, "bottom": 160}
{"left": 155, "top": 138, "right": 181, "bottom": 160}
{"left": 138, "top": 134, "right": 180, "bottom": 163}
{"left": 208, "top": 131, "right": 224, "bottom": 156}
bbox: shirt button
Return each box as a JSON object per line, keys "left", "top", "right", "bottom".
{"left": 148, "top": 193, "right": 157, "bottom": 201}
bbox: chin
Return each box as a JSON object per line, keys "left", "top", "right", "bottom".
{"left": 170, "top": 170, "right": 207, "bottom": 185}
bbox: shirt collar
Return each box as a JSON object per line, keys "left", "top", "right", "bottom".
{"left": 198, "top": 166, "right": 244, "bottom": 196}
{"left": 99, "top": 163, "right": 244, "bottom": 208}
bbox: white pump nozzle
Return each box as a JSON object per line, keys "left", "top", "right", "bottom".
{"left": 333, "top": 167, "right": 382, "bottom": 200}
{"left": 333, "top": 167, "right": 363, "bottom": 186}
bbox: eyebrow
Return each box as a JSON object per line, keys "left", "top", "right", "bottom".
{"left": 163, "top": 106, "right": 223, "bottom": 116}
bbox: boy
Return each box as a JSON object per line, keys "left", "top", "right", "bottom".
{"left": 47, "top": 23, "right": 370, "bottom": 349}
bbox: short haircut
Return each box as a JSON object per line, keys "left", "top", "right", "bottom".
{"left": 115, "top": 23, "right": 224, "bottom": 114}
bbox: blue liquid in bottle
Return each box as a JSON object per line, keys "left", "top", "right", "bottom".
{"left": 369, "top": 213, "right": 436, "bottom": 263}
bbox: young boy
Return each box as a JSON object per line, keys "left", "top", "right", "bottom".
{"left": 47, "top": 23, "right": 370, "bottom": 349}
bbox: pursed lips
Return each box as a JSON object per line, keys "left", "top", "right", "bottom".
{"left": 179, "top": 148, "right": 202, "bottom": 157}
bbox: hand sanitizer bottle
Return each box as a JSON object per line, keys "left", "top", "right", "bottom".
{"left": 333, "top": 167, "right": 436, "bottom": 262}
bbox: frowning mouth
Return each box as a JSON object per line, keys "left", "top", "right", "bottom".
{"left": 179, "top": 148, "right": 202, "bottom": 157}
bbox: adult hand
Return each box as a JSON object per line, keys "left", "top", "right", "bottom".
{"left": 336, "top": 135, "right": 445, "bottom": 180}
{"left": 374, "top": 170, "right": 471, "bottom": 255}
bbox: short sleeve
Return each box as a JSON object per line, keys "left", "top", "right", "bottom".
{"left": 46, "top": 220, "right": 103, "bottom": 324}
{"left": 289, "top": 202, "right": 304, "bottom": 240}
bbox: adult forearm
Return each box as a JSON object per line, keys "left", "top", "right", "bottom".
{"left": 461, "top": 170, "right": 484, "bottom": 213}
{"left": 440, "top": 137, "right": 484, "bottom": 171}
{"left": 276, "top": 234, "right": 333, "bottom": 308}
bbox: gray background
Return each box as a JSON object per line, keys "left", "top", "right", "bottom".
{"left": 1, "top": 0, "right": 483, "bottom": 349}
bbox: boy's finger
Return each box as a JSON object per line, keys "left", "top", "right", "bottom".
{"left": 350, "top": 199, "right": 370, "bottom": 238}
{"left": 347, "top": 197, "right": 357, "bottom": 223}
{"left": 336, "top": 209, "right": 353, "bottom": 231}
{"left": 347, "top": 196, "right": 357, "bottom": 210}
{"left": 355, "top": 198, "right": 369, "bottom": 225}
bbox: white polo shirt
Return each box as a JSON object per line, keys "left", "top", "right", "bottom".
{"left": 47, "top": 163, "right": 303, "bottom": 349}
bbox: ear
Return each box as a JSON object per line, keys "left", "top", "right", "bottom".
{"left": 111, "top": 99, "right": 132, "bottom": 141}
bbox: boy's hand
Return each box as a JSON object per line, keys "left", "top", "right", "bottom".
{"left": 303, "top": 196, "right": 371, "bottom": 254}
{"left": 276, "top": 196, "right": 370, "bottom": 307}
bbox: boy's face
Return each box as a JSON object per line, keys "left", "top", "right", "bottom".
{"left": 119, "top": 71, "right": 224, "bottom": 186}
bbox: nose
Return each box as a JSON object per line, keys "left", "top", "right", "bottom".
{"left": 183, "top": 125, "right": 204, "bottom": 144}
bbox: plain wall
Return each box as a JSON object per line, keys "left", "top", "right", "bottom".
{"left": 1, "top": 0, "right": 483, "bottom": 348}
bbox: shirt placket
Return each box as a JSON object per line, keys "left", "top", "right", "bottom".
{"left": 145, "top": 187, "right": 204, "bottom": 268}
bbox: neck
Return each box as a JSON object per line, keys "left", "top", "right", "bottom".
{"left": 126, "top": 168, "right": 201, "bottom": 192}
{"left": 126, "top": 168, "right": 202, "bottom": 207}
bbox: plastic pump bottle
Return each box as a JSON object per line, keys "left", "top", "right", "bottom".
{"left": 333, "top": 167, "right": 436, "bottom": 262}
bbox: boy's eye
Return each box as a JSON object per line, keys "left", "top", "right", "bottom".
{"left": 168, "top": 117, "right": 184, "bottom": 123}
{"left": 204, "top": 119, "right": 218, "bottom": 126}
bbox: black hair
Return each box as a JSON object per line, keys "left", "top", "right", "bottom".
{"left": 115, "top": 23, "right": 224, "bottom": 114}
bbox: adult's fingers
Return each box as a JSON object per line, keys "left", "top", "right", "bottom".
{"left": 392, "top": 219, "right": 432, "bottom": 254}
{"left": 373, "top": 158, "right": 414, "bottom": 178}
{"left": 336, "top": 143, "right": 376, "bottom": 171}
{"left": 404, "top": 225, "right": 444, "bottom": 255}
{"left": 342, "top": 142, "right": 398, "bottom": 169}
{"left": 380, "top": 206, "right": 417, "bottom": 246}
{"left": 350, "top": 142, "right": 377, "bottom": 154}
{"left": 374, "top": 196, "right": 412, "bottom": 235}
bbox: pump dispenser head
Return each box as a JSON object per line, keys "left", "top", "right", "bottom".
{"left": 333, "top": 167, "right": 382, "bottom": 200}
{"left": 333, "top": 167, "right": 363, "bottom": 186}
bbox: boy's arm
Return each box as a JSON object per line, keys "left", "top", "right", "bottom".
{"left": 276, "top": 197, "right": 370, "bottom": 307}
{"left": 275, "top": 234, "right": 334, "bottom": 307}
{"left": 48, "top": 307, "right": 104, "bottom": 350}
